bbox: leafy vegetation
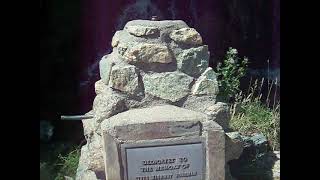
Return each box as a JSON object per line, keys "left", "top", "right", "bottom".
{"left": 217, "top": 48, "right": 280, "bottom": 150}
{"left": 216, "top": 47, "right": 248, "bottom": 101}
{"left": 40, "top": 142, "right": 81, "bottom": 180}
{"left": 230, "top": 78, "right": 280, "bottom": 150}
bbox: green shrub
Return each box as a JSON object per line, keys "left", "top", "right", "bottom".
{"left": 40, "top": 143, "right": 81, "bottom": 180}
{"left": 54, "top": 148, "right": 80, "bottom": 180}
{"left": 216, "top": 47, "right": 248, "bottom": 101}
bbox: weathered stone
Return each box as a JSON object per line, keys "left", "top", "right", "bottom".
{"left": 176, "top": 45, "right": 209, "bottom": 77}
{"left": 205, "top": 102, "right": 230, "bottom": 129}
{"left": 125, "top": 93, "right": 171, "bottom": 109}
{"left": 100, "top": 105, "right": 225, "bottom": 180}
{"left": 99, "top": 54, "right": 116, "bottom": 85}
{"left": 125, "top": 25, "right": 160, "bottom": 37}
{"left": 225, "top": 132, "right": 244, "bottom": 162}
{"left": 92, "top": 88, "right": 127, "bottom": 131}
{"left": 192, "top": 67, "right": 219, "bottom": 96}
{"left": 76, "top": 135, "right": 105, "bottom": 180}
{"left": 76, "top": 170, "right": 99, "bottom": 180}
{"left": 122, "top": 43, "right": 173, "bottom": 64}
{"left": 169, "top": 27, "right": 202, "bottom": 45}
{"left": 100, "top": 105, "right": 210, "bottom": 141}
{"left": 94, "top": 79, "right": 108, "bottom": 95}
{"left": 116, "top": 43, "right": 128, "bottom": 56}
{"left": 124, "top": 20, "right": 188, "bottom": 42}
{"left": 81, "top": 110, "right": 95, "bottom": 140}
{"left": 109, "top": 64, "right": 142, "bottom": 95}
{"left": 111, "top": 31, "right": 121, "bottom": 47}
{"left": 143, "top": 72, "right": 194, "bottom": 102}
{"left": 181, "top": 95, "right": 216, "bottom": 113}
{"left": 125, "top": 20, "right": 188, "bottom": 30}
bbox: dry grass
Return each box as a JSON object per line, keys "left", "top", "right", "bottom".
{"left": 230, "top": 77, "right": 280, "bottom": 150}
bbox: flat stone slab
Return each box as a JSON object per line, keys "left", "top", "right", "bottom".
{"left": 124, "top": 20, "right": 188, "bottom": 30}
{"left": 101, "top": 105, "right": 225, "bottom": 180}
{"left": 102, "top": 105, "right": 208, "bottom": 124}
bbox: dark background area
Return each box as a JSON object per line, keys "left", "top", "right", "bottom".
{"left": 40, "top": 0, "right": 280, "bottom": 144}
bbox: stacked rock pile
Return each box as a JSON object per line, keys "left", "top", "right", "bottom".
{"left": 76, "top": 19, "right": 242, "bottom": 180}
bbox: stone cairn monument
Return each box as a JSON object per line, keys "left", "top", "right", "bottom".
{"left": 76, "top": 19, "right": 244, "bottom": 180}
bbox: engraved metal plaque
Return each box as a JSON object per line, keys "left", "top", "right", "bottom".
{"left": 123, "top": 143, "right": 204, "bottom": 180}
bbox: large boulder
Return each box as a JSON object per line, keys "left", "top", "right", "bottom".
{"left": 181, "top": 95, "right": 216, "bottom": 112}
{"left": 92, "top": 88, "right": 127, "bottom": 132}
{"left": 124, "top": 20, "right": 188, "bottom": 42}
{"left": 143, "top": 72, "right": 194, "bottom": 102}
{"left": 109, "top": 64, "right": 142, "bottom": 96}
{"left": 76, "top": 134, "right": 105, "bottom": 180}
{"left": 191, "top": 67, "right": 219, "bottom": 96}
{"left": 205, "top": 102, "right": 231, "bottom": 130}
{"left": 99, "top": 53, "right": 120, "bottom": 85}
{"left": 81, "top": 110, "right": 95, "bottom": 140}
{"left": 120, "top": 42, "right": 173, "bottom": 64}
{"left": 175, "top": 45, "right": 209, "bottom": 77}
{"left": 225, "top": 132, "right": 245, "bottom": 162}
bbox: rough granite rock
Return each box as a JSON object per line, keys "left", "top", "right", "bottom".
{"left": 99, "top": 53, "right": 120, "bottom": 85}
{"left": 124, "top": 20, "right": 188, "bottom": 42}
{"left": 225, "top": 132, "right": 244, "bottom": 162}
{"left": 125, "top": 25, "right": 160, "bottom": 37}
{"left": 109, "top": 64, "right": 142, "bottom": 95}
{"left": 111, "top": 31, "right": 121, "bottom": 48}
{"left": 181, "top": 95, "right": 217, "bottom": 112}
{"left": 176, "top": 45, "right": 209, "bottom": 77}
{"left": 121, "top": 42, "right": 173, "bottom": 64}
{"left": 205, "top": 102, "right": 231, "bottom": 130}
{"left": 125, "top": 93, "right": 172, "bottom": 109}
{"left": 191, "top": 67, "right": 219, "bottom": 96}
{"left": 169, "top": 27, "right": 202, "bottom": 45}
{"left": 81, "top": 110, "right": 95, "bottom": 140}
{"left": 92, "top": 88, "right": 127, "bottom": 132}
{"left": 76, "top": 134, "right": 105, "bottom": 180}
{"left": 76, "top": 170, "right": 101, "bottom": 180}
{"left": 143, "top": 72, "right": 194, "bottom": 102}
{"left": 100, "top": 105, "right": 210, "bottom": 138}
{"left": 94, "top": 79, "right": 108, "bottom": 95}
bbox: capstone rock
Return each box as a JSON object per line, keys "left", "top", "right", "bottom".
{"left": 125, "top": 25, "right": 160, "bottom": 37}
{"left": 109, "top": 64, "right": 142, "bottom": 95}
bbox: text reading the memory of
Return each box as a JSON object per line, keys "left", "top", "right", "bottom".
{"left": 135, "top": 157, "right": 199, "bottom": 180}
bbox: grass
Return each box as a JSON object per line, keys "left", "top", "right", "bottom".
{"left": 54, "top": 148, "right": 81, "bottom": 180}
{"left": 229, "top": 78, "right": 280, "bottom": 150}
{"left": 40, "top": 142, "right": 81, "bottom": 180}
